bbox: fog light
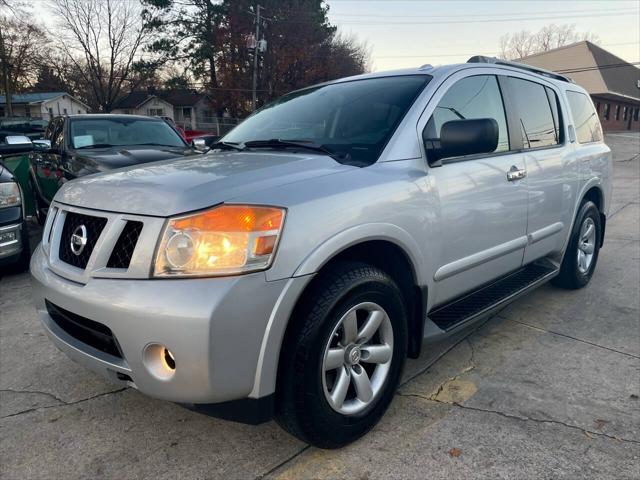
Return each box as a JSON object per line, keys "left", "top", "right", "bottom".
{"left": 143, "top": 343, "right": 176, "bottom": 380}
{"left": 163, "top": 348, "right": 176, "bottom": 370}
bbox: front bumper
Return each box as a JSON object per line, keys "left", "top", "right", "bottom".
{"left": 30, "top": 244, "right": 293, "bottom": 404}
{"left": 0, "top": 221, "right": 24, "bottom": 265}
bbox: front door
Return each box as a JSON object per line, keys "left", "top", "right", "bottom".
{"left": 422, "top": 74, "right": 528, "bottom": 306}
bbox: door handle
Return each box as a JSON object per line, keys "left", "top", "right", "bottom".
{"left": 507, "top": 165, "right": 526, "bottom": 182}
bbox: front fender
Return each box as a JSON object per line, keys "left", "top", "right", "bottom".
{"left": 292, "top": 222, "right": 427, "bottom": 285}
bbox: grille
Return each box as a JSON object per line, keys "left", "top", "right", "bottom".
{"left": 107, "top": 221, "right": 143, "bottom": 269}
{"left": 58, "top": 212, "right": 107, "bottom": 269}
{"left": 46, "top": 300, "right": 123, "bottom": 358}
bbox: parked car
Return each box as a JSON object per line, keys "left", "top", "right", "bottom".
{"left": 29, "top": 114, "right": 202, "bottom": 224}
{"left": 30, "top": 58, "right": 611, "bottom": 448}
{"left": 0, "top": 139, "right": 33, "bottom": 272}
{"left": 0, "top": 117, "right": 48, "bottom": 141}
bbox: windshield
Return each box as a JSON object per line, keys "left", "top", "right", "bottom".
{"left": 222, "top": 75, "right": 431, "bottom": 164}
{"left": 69, "top": 118, "right": 186, "bottom": 149}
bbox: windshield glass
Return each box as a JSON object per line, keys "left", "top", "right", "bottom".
{"left": 69, "top": 118, "right": 186, "bottom": 149}
{"left": 222, "top": 75, "right": 431, "bottom": 164}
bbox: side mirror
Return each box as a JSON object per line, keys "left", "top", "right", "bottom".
{"left": 191, "top": 137, "right": 208, "bottom": 152}
{"left": 32, "top": 139, "right": 52, "bottom": 152}
{"left": 424, "top": 118, "right": 499, "bottom": 166}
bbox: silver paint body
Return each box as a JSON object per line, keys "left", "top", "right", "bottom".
{"left": 30, "top": 63, "right": 612, "bottom": 404}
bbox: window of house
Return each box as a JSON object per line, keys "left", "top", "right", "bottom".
{"left": 182, "top": 107, "right": 191, "bottom": 118}
{"left": 123, "top": 109, "right": 132, "bottom": 115}
{"left": 623, "top": 106, "right": 628, "bottom": 120}
{"left": 507, "top": 77, "right": 559, "bottom": 149}
{"left": 63, "top": 108, "right": 68, "bottom": 115}
{"left": 634, "top": 108, "right": 639, "bottom": 121}
{"left": 566, "top": 91, "right": 603, "bottom": 144}
{"left": 148, "top": 108, "right": 164, "bottom": 116}
{"left": 595, "top": 102, "right": 600, "bottom": 113}
{"left": 422, "top": 75, "right": 510, "bottom": 158}
{"left": 603, "top": 103, "right": 610, "bottom": 120}
{"left": 615, "top": 104, "right": 620, "bottom": 120}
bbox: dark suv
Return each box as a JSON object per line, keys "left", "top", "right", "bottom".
{"left": 29, "top": 114, "right": 201, "bottom": 223}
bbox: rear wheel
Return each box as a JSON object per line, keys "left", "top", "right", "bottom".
{"left": 552, "top": 200, "right": 601, "bottom": 289}
{"left": 275, "top": 262, "right": 407, "bottom": 448}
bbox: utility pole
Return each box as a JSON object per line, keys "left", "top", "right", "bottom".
{"left": 251, "top": 4, "right": 264, "bottom": 111}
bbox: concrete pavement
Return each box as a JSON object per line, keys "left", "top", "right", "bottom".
{"left": 1, "top": 133, "right": 638, "bottom": 479}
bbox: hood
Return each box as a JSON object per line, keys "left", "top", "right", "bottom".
{"left": 76, "top": 145, "right": 197, "bottom": 170}
{"left": 56, "top": 150, "right": 350, "bottom": 216}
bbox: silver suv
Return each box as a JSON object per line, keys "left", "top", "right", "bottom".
{"left": 31, "top": 58, "right": 612, "bottom": 448}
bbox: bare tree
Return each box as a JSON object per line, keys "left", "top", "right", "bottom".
{"left": 499, "top": 24, "right": 600, "bottom": 60}
{"left": 48, "top": 0, "right": 152, "bottom": 111}
{"left": 0, "top": 14, "right": 47, "bottom": 116}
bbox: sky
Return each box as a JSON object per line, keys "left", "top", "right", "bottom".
{"left": 324, "top": 0, "right": 640, "bottom": 71}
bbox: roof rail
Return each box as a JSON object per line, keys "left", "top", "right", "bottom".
{"left": 467, "top": 56, "right": 573, "bottom": 83}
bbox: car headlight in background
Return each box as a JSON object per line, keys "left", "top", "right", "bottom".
{"left": 154, "top": 204, "right": 285, "bottom": 277}
{"left": 0, "top": 182, "right": 22, "bottom": 209}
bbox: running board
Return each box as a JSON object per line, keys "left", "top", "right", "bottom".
{"left": 428, "top": 260, "right": 559, "bottom": 332}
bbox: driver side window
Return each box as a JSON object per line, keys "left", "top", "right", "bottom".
{"left": 424, "top": 75, "right": 510, "bottom": 156}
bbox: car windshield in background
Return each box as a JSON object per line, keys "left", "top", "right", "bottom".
{"left": 69, "top": 118, "right": 186, "bottom": 149}
{"left": 222, "top": 75, "right": 431, "bottom": 165}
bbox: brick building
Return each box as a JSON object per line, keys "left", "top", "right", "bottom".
{"left": 519, "top": 41, "right": 639, "bottom": 132}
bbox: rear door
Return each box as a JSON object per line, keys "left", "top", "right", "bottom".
{"left": 504, "top": 76, "right": 579, "bottom": 264}
{"left": 420, "top": 72, "right": 529, "bottom": 306}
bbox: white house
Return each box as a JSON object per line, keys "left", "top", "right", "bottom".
{"left": 112, "top": 90, "right": 217, "bottom": 131}
{"left": 0, "top": 92, "right": 90, "bottom": 119}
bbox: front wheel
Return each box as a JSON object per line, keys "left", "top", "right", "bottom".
{"left": 275, "top": 262, "right": 407, "bottom": 448}
{"left": 552, "top": 200, "right": 601, "bottom": 289}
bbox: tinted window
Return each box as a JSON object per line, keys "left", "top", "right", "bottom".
{"left": 223, "top": 75, "right": 430, "bottom": 165}
{"left": 566, "top": 91, "right": 603, "bottom": 144}
{"left": 507, "top": 77, "right": 558, "bottom": 149}
{"left": 69, "top": 118, "right": 186, "bottom": 149}
{"left": 424, "top": 75, "right": 509, "bottom": 154}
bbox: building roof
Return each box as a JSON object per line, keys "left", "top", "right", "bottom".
{"left": 518, "top": 41, "right": 640, "bottom": 103}
{"left": 0, "top": 92, "right": 68, "bottom": 105}
{"left": 114, "top": 90, "right": 208, "bottom": 109}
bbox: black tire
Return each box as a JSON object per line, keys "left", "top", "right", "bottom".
{"left": 275, "top": 262, "right": 408, "bottom": 449}
{"left": 552, "top": 200, "right": 601, "bottom": 289}
{"left": 29, "top": 179, "right": 46, "bottom": 226}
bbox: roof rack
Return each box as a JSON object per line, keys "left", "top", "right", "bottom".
{"left": 467, "top": 56, "right": 573, "bottom": 83}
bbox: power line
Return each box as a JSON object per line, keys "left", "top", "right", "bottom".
{"left": 329, "top": 7, "right": 638, "bottom": 18}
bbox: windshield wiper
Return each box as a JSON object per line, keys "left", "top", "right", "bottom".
{"left": 135, "top": 143, "right": 184, "bottom": 147}
{"left": 243, "top": 139, "right": 346, "bottom": 162}
{"left": 210, "top": 141, "right": 245, "bottom": 151}
{"left": 75, "top": 143, "right": 114, "bottom": 149}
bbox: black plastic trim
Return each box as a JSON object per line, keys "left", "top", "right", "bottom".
{"left": 181, "top": 394, "right": 275, "bottom": 425}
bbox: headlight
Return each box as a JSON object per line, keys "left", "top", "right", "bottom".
{"left": 0, "top": 182, "right": 22, "bottom": 209}
{"left": 154, "top": 204, "right": 285, "bottom": 277}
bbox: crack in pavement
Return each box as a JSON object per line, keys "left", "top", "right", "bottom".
{"left": 257, "top": 445, "right": 311, "bottom": 479}
{"left": 0, "top": 388, "right": 67, "bottom": 405}
{"left": 422, "top": 338, "right": 477, "bottom": 401}
{"left": 609, "top": 201, "right": 639, "bottom": 219}
{"left": 397, "top": 392, "right": 640, "bottom": 445}
{"left": 0, "top": 387, "right": 128, "bottom": 419}
{"left": 501, "top": 317, "right": 640, "bottom": 360}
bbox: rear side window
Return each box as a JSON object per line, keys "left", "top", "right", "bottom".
{"left": 506, "top": 77, "right": 558, "bottom": 149}
{"left": 566, "top": 91, "right": 603, "bottom": 144}
{"left": 424, "top": 75, "right": 510, "bottom": 153}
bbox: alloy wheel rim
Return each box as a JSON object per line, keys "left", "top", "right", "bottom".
{"left": 321, "top": 302, "right": 394, "bottom": 415}
{"left": 577, "top": 217, "right": 596, "bottom": 274}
